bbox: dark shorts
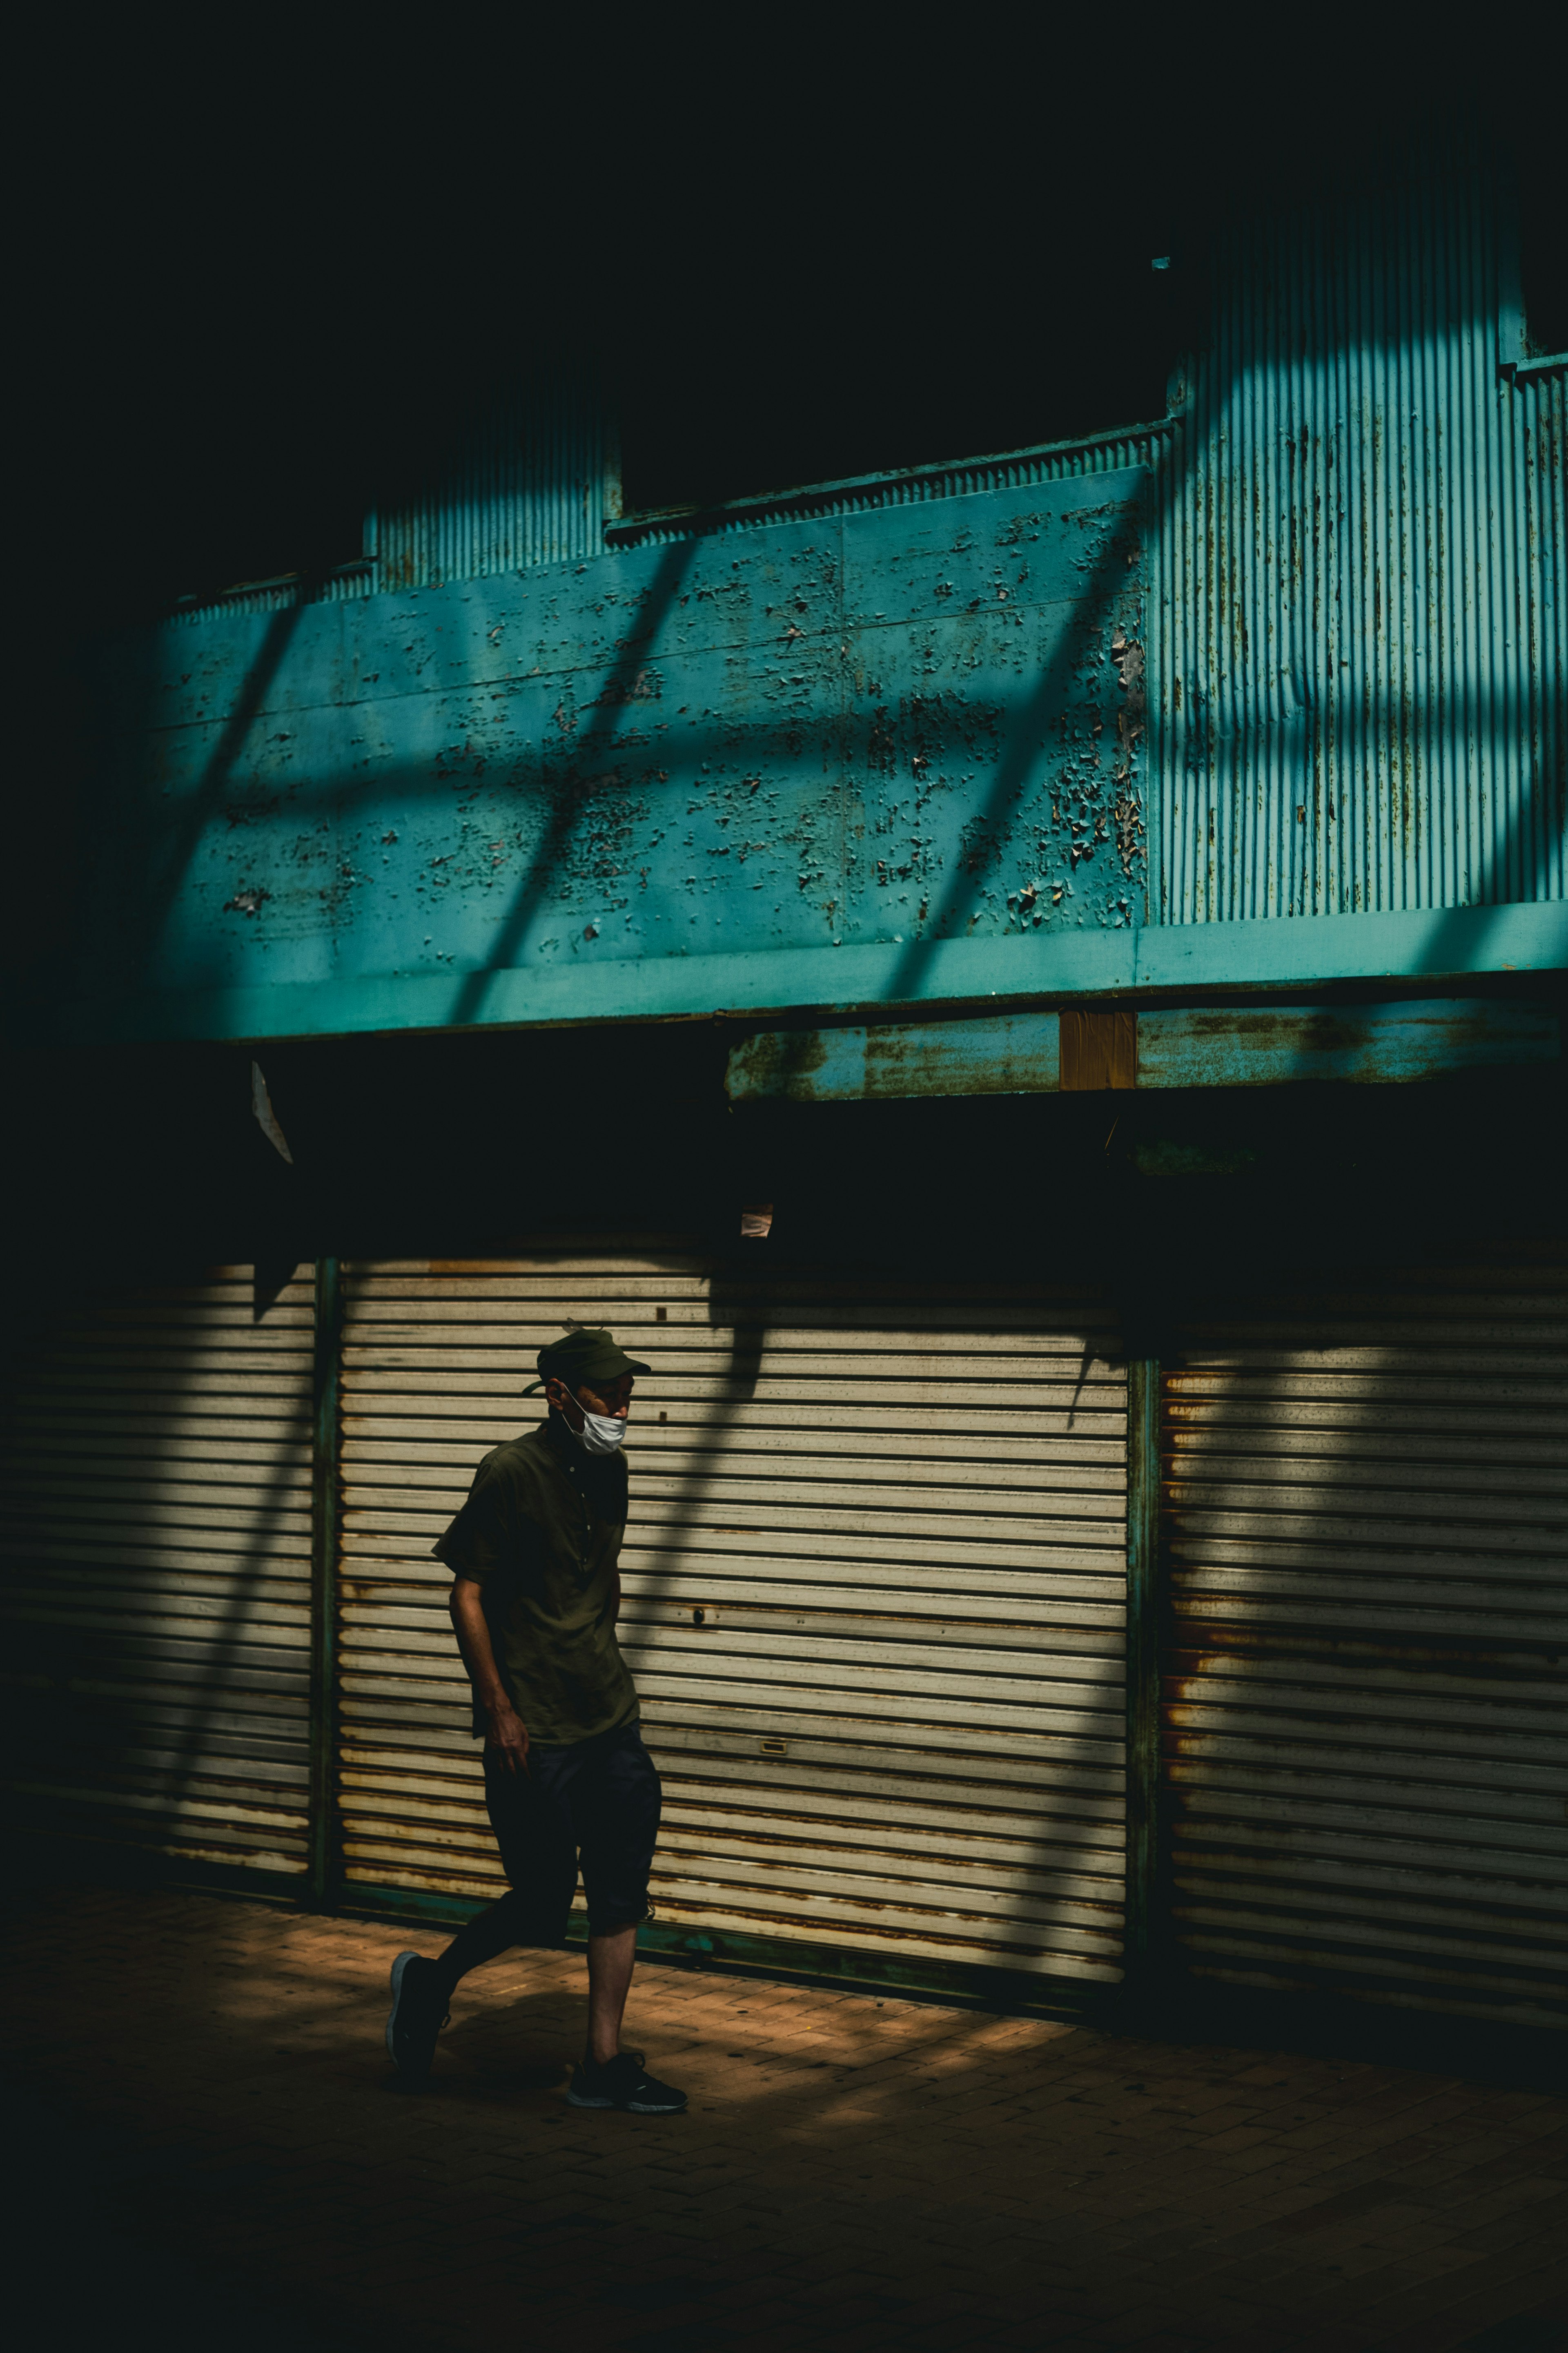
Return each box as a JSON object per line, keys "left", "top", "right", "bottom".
{"left": 483, "top": 1720, "right": 661, "bottom": 1943}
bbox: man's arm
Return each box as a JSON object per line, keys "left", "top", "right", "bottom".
{"left": 448, "top": 1577, "right": 530, "bottom": 1773}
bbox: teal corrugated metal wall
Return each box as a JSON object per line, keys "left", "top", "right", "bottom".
{"left": 1154, "top": 143, "right": 1565, "bottom": 922}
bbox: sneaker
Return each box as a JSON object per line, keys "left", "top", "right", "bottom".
{"left": 567, "top": 2049, "right": 688, "bottom": 2114}
{"left": 385, "top": 1951, "right": 450, "bottom": 2080}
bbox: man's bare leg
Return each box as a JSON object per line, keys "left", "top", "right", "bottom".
{"left": 586, "top": 1925, "right": 637, "bottom": 2065}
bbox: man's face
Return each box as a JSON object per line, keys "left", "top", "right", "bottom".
{"left": 546, "top": 1370, "right": 633, "bottom": 1430}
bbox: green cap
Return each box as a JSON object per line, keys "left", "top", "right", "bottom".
{"left": 523, "top": 1327, "right": 651, "bottom": 1396}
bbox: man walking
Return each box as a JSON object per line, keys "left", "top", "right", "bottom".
{"left": 383, "top": 1327, "right": 686, "bottom": 2114}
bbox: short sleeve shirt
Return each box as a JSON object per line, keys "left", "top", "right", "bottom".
{"left": 432, "top": 1416, "right": 638, "bottom": 1748}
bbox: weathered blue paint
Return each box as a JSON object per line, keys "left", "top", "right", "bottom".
{"left": 727, "top": 1012, "right": 1062, "bottom": 1103}
{"left": 1135, "top": 998, "right": 1560, "bottom": 1088}
{"left": 725, "top": 992, "right": 1559, "bottom": 1104}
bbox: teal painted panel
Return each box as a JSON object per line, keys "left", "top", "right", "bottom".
{"left": 64, "top": 464, "right": 1149, "bottom": 1037}
{"left": 727, "top": 1013, "right": 1061, "bottom": 1103}
{"left": 1136, "top": 999, "right": 1560, "bottom": 1088}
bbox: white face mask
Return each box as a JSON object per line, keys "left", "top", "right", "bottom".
{"left": 568, "top": 1399, "right": 628, "bottom": 1456}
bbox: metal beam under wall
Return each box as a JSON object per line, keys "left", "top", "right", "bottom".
{"left": 724, "top": 997, "right": 1562, "bottom": 1103}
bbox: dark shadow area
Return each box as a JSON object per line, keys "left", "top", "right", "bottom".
{"left": 7, "top": 1008, "right": 1561, "bottom": 1307}
{"left": 0, "top": 1036, "right": 320, "bottom": 1886}
{"left": 0, "top": 1258, "right": 316, "bottom": 1898}
{"left": 16, "top": 50, "right": 1516, "bottom": 609}
{"left": 4, "top": 2074, "right": 416, "bottom": 2353}
{"left": 1148, "top": 1235, "right": 1568, "bottom": 2033}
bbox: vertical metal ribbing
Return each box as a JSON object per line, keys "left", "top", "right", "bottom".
{"left": 1474, "top": 161, "right": 1499, "bottom": 901}
{"left": 1314, "top": 197, "right": 1334, "bottom": 911}
{"left": 1455, "top": 163, "right": 1478, "bottom": 902}
{"left": 1508, "top": 366, "right": 1527, "bottom": 895}
{"left": 1123, "top": 1356, "right": 1164, "bottom": 1996}
{"left": 1443, "top": 162, "right": 1471, "bottom": 904}
{"left": 1551, "top": 372, "right": 1561, "bottom": 894}
{"left": 1153, "top": 410, "right": 1172, "bottom": 922}
{"left": 1253, "top": 202, "right": 1273, "bottom": 922}
{"left": 1212, "top": 233, "right": 1229, "bottom": 921}
{"left": 1396, "top": 171, "right": 1421, "bottom": 910}
{"left": 1419, "top": 161, "right": 1446, "bottom": 908}
{"left": 1483, "top": 179, "right": 1512, "bottom": 903}
{"left": 1346, "top": 190, "right": 1361, "bottom": 909}
{"left": 1156, "top": 129, "right": 1560, "bottom": 926}
{"left": 1281, "top": 205, "right": 1296, "bottom": 909}
{"left": 1229, "top": 225, "right": 1245, "bottom": 920}
{"left": 1165, "top": 411, "right": 1184, "bottom": 923}
{"left": 374, "top": 368, "right": 609, "bottom": 592}
{"left": 1551, "top": 375, "right": 1567, "bottom": 900}
{"left": 1510, "top": 366, "right": 1534, "bottom": 897}
{"left": 1372, "top": 184, "right": 1393, "bottom": 912}
{"left": 1234, "top": 213, "right": 1252, "bottom": 921}
{"left": 1382, "top": 174, "right": 1401, "bottom": 903}
{"left": 1143, "top": 430, "right": 1163, "bottom": 931}
{"left": 309, "top": 1256, "right": 343, "bottom": 1906}
{"left": 1549, "top": 374, "right": 1566, "bottom": 901}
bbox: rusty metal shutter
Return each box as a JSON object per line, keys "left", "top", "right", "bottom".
{"left": 337, "top": 1254, "right": 1129, "bottom": 1985}
{"left": 0, "top": 1267, "right": 316, "bottom": 1880}
{"left": 1163, "top": 1255, "right": 1568, "bottom": 2030}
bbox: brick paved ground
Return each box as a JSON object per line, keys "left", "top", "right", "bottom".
{"left": 4, "top": 1885, "right": 1564, "bottom": 2353}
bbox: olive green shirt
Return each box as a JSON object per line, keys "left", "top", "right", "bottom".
{"left": 432, "top": 1415, "right": 638, "bottom": 1748}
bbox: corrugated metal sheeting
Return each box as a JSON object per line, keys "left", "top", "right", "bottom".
{"left": 170, "top": 560, "right": 378, "bottom": 631}
{"left": 0, "top": 1269, "right": 316, "bottom": 1877}
{"left": 336, "top": 1256, "right": 1129, "bottom": 1983}
{"left": 1153, "top": 145, "right": 1565, "bottom": 922}
{"left": 1163, "top": 1255, "right": 1568, "bottom": 2030}
{"left": 604, "top": 419, "right": 1172, "bottom": 551}
{"left": 373, "top": 368, "right": 613, "bottom": 591}
{"left": 168, "top": 367, "right": 613, "bottom": 624}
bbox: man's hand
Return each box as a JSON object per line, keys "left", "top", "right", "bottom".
{"left": 486, "top": 1695, "right": 530, "bottom": 1775}
{"left": 449, "top": 1576, "right": 530, "bottom": 1773}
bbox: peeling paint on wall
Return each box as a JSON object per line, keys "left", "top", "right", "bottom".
{"left": 77, "top": 469, "right": 1150, "bottom": 1018}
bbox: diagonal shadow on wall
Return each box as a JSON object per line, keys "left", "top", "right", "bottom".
{"left": 0, "top": 1263, "right": 316, "bottom": 1890}
{"left": 443, "top": 535, "right": 702, "bottom": 1029}
{"left": 118, "top": 597, "right": 316, "bottom": 1002}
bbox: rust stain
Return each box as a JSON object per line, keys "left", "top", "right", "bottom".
{"left": 1060, "top": 1008, "right": 1136, "bottom": 1091}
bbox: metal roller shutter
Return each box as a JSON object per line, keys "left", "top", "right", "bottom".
{"left": 338, "top": 1254, "right": 1129, "bottom": 1983}
{"left": 1163, "top": 1254, "right": 1568, "bottom": 2030}
{"left": 0, "top": 1266, "right": 316, "bottom": 1880}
